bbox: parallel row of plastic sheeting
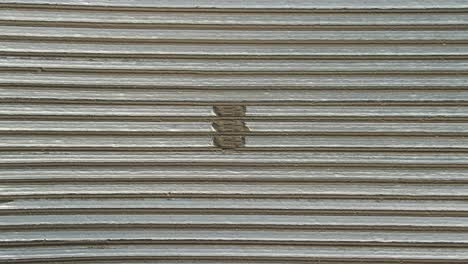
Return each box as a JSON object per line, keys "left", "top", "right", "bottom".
{"left": 1, "top": 0, "right": 468, "bottom": 263}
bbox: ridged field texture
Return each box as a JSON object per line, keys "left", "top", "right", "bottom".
{"left": 0, "top": 0, "right": 468, "bottom": 263}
